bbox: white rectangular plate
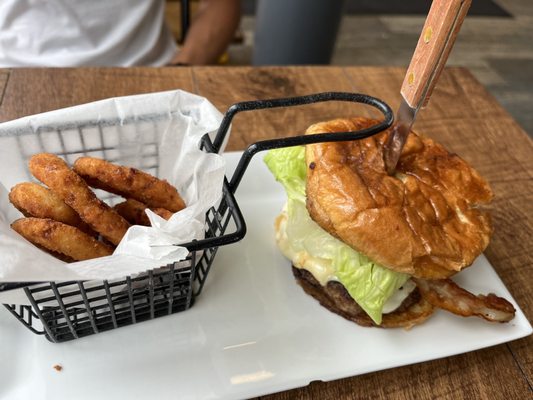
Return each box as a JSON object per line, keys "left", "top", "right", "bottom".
{"left": 0, "top": 152, "right": 531, "bottom": 400}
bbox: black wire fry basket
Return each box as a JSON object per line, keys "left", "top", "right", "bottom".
{"left": 0, "top": 92, "right": 393, "bottom": 343}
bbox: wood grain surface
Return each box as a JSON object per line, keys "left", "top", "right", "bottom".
{"left": 0, "top": 67, "right": 531, "bottom": 399}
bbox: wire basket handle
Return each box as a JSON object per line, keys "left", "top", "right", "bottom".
{"left": 207, "top": 92, "right": 394, "bottom": 194}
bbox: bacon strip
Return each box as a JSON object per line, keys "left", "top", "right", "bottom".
{"left": 414, "top": 278, "right": 515, "bottom": 323}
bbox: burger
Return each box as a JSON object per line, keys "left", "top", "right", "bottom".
{"left": 264, "top": 117, "right": 515, "bottom": 328}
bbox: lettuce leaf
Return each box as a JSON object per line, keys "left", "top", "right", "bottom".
{"left": 264, "top": 146, "right": 409, "bottom": 324}
{"left": 264, "top": 146, "right": 307, "bottom": 203}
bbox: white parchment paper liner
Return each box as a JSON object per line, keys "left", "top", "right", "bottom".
{"left": 0, "top": 90, "right": 226, "bottom": 304}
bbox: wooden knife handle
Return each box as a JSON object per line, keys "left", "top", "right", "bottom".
{"left": 401, "top": 0, "right": 472, "bottom": 108}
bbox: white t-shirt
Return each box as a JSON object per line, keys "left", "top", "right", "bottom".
{"left": 0, "top": 0, "right": 177, "bottom": 67}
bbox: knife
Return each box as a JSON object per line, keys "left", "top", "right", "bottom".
{"left": 383, "top": 0, "right": 472, "bottom": 175}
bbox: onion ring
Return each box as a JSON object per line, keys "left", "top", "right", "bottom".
{"left": 29, "top": 153, "right": 130, "bottom": 245}
{"left": 11, "top": 218, "right": 114, "bottom": 261}
{"left": 73, "top": 157, "right": 185, "bottom": 212}
{"left": 9, "top": 182, "right": 94, "bottom": 235}
{"left": 114, "top": 199, "right": 173, "bottom": 226}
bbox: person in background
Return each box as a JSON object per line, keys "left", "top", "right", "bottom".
{"left": 0, "top": 0, "right": 240, "bottom": 67}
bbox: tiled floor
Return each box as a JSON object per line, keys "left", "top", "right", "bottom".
{"left": 229, "top": 0, "right": 533, "bottom": 136}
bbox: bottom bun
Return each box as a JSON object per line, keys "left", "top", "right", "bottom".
{"left": 292, "top": 266, "right": 434, "bottom": 329}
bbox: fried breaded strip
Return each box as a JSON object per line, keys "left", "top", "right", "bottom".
{"left": 11, "top": 218, "right": 114, "bottom": 261}
{"left": 414, "top": 278, "right": 516, "bottom": 322}
{"left": 114, "top": 199, "right": 173, "bottom": 226}
{"left": 29, "top": 153, "right": 130, "bottom": 246}
{"left": 73, "top": 157, "right": 185, "bottom": 212}
{"left": 9, "top": 182, "right": 94, "bottom": 234}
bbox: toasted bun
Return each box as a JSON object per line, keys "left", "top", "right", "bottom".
{"left": 305, "top": 118, "right": 493, "bottom": 279}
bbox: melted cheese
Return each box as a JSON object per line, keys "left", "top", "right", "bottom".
{"left": 382, "top": 279, "right": 416, "bottom": 313}
{"left": 275, "top": 212, "right": 336, "bottom": 285}
{"left": 274, "top": 209, "right": 415, "bottom": 313}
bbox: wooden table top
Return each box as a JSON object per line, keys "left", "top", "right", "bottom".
{"left": 0, "top": 66, "right": 531, "bottom": 399}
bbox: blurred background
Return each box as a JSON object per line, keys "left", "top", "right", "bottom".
{"left": 166, "top": 0, "right": 532, "bottom": 135}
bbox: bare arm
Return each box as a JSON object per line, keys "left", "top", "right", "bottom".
{"left": 169, "top": 0, "right": 241, "bottom": 65}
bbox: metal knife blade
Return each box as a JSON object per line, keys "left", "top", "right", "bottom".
{"left": 382, "top": 0, "right": 472, "bottom": 175}
{"left": 383, "top": 98, "right": 418, "bottom": 176}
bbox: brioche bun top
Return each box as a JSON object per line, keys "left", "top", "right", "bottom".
{"left": 305, "top": 117, "right": 493, "bottom": 279}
